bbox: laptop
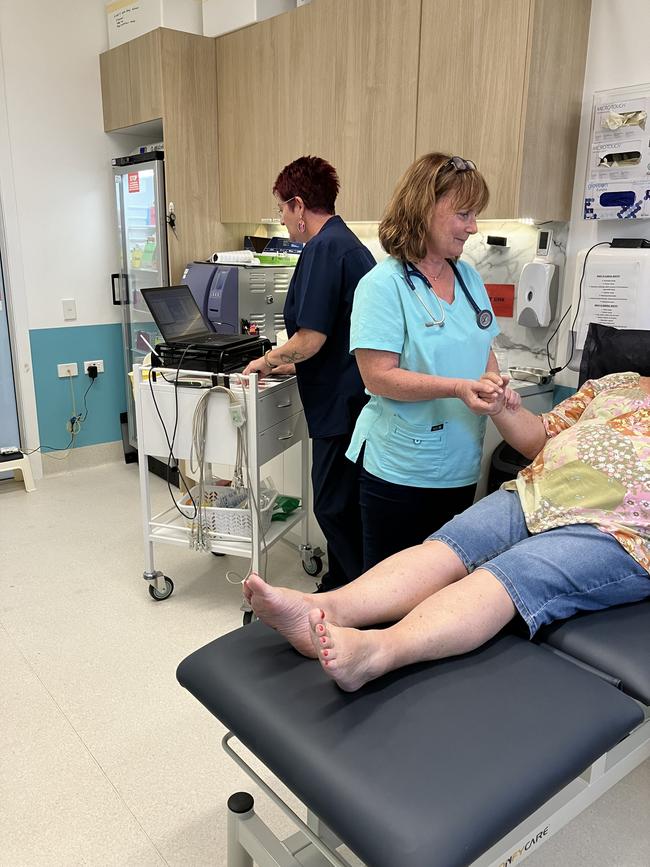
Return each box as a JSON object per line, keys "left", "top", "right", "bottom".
{"left": 141, "top": 285, "right": 254, "bottom": 350}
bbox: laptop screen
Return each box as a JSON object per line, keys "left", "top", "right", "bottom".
{"left": 141, "top": 285, "right": 206, "bottom": 342}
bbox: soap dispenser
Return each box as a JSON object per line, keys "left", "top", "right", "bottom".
{"left": 516, "top": 261, "right": 558, "bottom": 328}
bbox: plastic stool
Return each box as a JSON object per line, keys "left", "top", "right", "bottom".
{"left": 0, "top": 453, "right": 35, "bottom": 492}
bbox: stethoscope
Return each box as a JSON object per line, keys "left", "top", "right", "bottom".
{"left": 402, "top": 259, "right": 494, "bottom": 329}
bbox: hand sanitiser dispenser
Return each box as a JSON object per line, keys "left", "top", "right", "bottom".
{"left": 516, "top": 261, "right": 558, "bottom": 327}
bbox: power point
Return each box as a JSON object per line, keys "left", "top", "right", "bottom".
{"left": 83, "top": 360, "right": 104, "bottom": 374}
{"left": 87, "top": 364, "right": 98, "bottom": 380}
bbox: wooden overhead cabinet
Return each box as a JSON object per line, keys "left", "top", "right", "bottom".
{"left": 99, "top": 31, "right": 162, "bottom": 131}
{"left": 99, "top": 29, "right": 219, "bottom": 282}
{"left": 416, "top": 0, "right": 591, "bottom": 220}
{"left": 216, "top": 0, "right": 421, "bottom": 222}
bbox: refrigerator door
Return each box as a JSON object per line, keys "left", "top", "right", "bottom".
{"left": 114, "top": 158, "right": 169, "bottom": 449}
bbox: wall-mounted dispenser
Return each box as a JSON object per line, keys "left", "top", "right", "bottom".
{"left": 516, "top": 261, "right": 558, "bottom": 328}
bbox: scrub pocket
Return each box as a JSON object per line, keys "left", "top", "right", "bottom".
{"left": 378, "top": 415, "right": 447, "bottom": 481}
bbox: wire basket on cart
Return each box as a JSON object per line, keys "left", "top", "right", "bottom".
{"left": 177, "top": 484, "right": 277, "bottom": 542}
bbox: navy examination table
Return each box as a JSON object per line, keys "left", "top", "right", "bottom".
{"left": 177, "top": 601, "right": 649, "bottom": 867}
{"left": 177, "top": 339, "right": 650, "bottom": 866}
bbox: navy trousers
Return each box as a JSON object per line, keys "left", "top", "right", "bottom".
{"left": 311, "top": 436, "right": 364, "bottom": 590}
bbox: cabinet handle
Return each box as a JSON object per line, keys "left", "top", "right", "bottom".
{"left": 276, "top": 400, "right": 292, "bottom": 408}
{"left": 277, "top": 432, "right": 294, "bottom": 441}
{"left": 111, "top": 273, "right": 121, "bottom": 305}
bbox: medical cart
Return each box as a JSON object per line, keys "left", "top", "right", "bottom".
{"left": 132, "top": 364, "right": 320, "bottom": 612}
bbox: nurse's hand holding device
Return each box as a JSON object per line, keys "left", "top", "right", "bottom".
{"left": 346, "top": 152, "right": 503, "bottom": 570}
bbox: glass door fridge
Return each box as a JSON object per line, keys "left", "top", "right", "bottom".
{"left": 112, "top": 151, "right": 169, "bottom": 451}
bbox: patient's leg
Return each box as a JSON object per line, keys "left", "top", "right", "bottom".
{"left": 244, "top": 540, "right": 468, "bottom": 657}
{"left": 308, "top": 569, "right": 516, "bottom": 691}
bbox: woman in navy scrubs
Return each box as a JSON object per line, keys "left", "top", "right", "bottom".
{"left": 244, "top": 156, "right": 375, "bottom": 591}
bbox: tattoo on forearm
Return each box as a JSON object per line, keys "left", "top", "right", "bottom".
{"left": 279, "top": 350, "right": 306, "bottom": 363}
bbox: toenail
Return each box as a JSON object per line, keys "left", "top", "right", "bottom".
{"left": 317, "top": 624, "right": 324, "bottom": 633}
{"left": 320, "top": 637, "right": 326, "bottom": 644}
{"left": 323, "top": 650, "right": 328, "bottom": 656}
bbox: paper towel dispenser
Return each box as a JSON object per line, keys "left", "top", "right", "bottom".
{"left": 516, "top": 261, "right": 558, "bottom": 328}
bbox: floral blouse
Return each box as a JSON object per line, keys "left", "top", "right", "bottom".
{"left": 506, "top": 372, "right": 650, "bottom": 574}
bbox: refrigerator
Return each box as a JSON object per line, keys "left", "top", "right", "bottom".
{"left": 112, "top": 151, "right": 169, "bottom": 453}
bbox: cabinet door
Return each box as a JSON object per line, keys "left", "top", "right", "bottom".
{"left": 217, "top": 0, "right": 420, "bottom": 223}
{"left": 518, "top": 0, "right": 591, "bottom": 220}
{"left": 129, "top": 30, "right": 163, "bottom": 125}
{"left": 217, "top": 17, "right": 280, "bottom": 223}
{"left": 295, "top": 0, "right": 421, "bottom": 220}
{"left": 100, "top": 32, "right": 162, "bottom": 131}
{"left": 100, "top": 42, "right": 133, "bottom": 131}
{"left": 161, "top": 30, "right": 220, "bottom": 282}
{"left": 416, "top": 0, "right": 531, "bottom": 218}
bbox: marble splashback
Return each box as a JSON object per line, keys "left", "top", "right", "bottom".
{"left": 249, "top": 218, "right": 570, "bottom": 372}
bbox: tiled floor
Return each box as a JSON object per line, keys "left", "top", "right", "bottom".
{"left": 0, "top": 461, "right": 648, "bottom": 866}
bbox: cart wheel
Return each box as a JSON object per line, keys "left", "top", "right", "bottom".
{"left": 149, "top": 576, "right": 174, "bottom": 601}
{"left": 302, "top": 555, "right": 323, "bottom": 577}
{"left": 242, "top": 610, "right": 254, "bottom": 626}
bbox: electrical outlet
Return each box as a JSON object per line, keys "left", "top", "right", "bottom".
{"left": 83, "top": 359, "right": 104, "bottom": 374}
{"left": 57, "top": 363, "right": 78, "bottom": 378}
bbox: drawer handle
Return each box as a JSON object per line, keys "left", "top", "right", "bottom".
{"left": 277, "top": 432, "right": 294, "bottom": 441}
{"left": 276, "top": 400, "right": 292, "bottom": 408}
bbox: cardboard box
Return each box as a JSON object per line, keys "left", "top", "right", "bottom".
{"left": 106, "top": 0, "right": 202, "bottom": 49}
{"left": 202, "top": 0, "right": 296, "bottom": 38}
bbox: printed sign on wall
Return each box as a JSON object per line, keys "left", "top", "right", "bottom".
{"left": 485, "top": 283, "right": 515, "bottom": 318}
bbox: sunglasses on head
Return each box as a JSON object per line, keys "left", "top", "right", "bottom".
{"left": 444, "top": 156, "right": 476, "bottom": 172}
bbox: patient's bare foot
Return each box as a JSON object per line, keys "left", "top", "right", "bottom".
{"left": 243, "top": 573, "right": 319, "bottom": 657}
{"left": 308, "top": 610, "right": 388, "bottom": 692}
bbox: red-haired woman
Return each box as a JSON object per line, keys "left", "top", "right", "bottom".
{"left": 244, "top": 156, "right": 375, "bottom": 591}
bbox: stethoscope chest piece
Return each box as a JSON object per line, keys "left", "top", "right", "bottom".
{"left": 477, "top": 309, "right": 493, "bottom": 329}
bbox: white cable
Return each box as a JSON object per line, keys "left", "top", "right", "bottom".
{"left": 185, "top": 380, "right": 271, "bottom": 583}
{"left": 188, "top": 385, "right": 246, "bottom": 553}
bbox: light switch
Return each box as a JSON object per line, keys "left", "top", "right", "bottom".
{"left": 62, "top": 298, "right": 76, "bottom": 320}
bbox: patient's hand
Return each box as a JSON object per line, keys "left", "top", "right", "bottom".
{"left": 478, "top": 373, "right": 520, "bottom": 416}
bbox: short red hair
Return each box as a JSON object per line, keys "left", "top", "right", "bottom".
{"left": 273, "top": 156, "right": 340, "bottom": 214}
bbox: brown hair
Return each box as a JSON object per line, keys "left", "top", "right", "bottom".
{"left": 379, "top": 152, "right": 489, "bottom": 263}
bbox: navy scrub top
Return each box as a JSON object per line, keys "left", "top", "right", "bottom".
{"left": 283, "top": 215, "right": 376, "bottom": 438}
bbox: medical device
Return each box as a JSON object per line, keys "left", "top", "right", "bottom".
{"left": 402, "top": 259, "right": 494, "bottom": 329}
{"left": 182, "top": 260, "right": 295, "bottom": 343}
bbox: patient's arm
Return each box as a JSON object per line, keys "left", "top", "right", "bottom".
{"left": 490, "top": 403, "right": 548, "bottom": 460}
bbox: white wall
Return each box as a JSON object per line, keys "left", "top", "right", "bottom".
{"left": 0, "top": 1, "right": 135, "bottom": 470}
{"left": 0, "top": 0, "right": 118, "bottom": 330}
{"left": 559, "top": 0, "right": 650, "bottom": 386}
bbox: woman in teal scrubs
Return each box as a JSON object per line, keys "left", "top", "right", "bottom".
{"left": 346, "top": 152, "right": 509, "bottom": 569}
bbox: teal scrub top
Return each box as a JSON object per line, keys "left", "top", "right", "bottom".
{"left": 346, "top": 256, "right": 500, "bottom": 488}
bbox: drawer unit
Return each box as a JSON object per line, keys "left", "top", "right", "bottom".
{"left": 257, "top": 411, "right": 307, "bottom": 465}
{"left": 256, "top": 379, "right": 302, "bottom": 432}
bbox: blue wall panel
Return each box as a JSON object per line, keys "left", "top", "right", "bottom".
{"left": 30, "top": 324, "right": 126, "bottom": 449}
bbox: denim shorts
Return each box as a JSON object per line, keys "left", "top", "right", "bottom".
{"left": 428, "top": 490, "right": 650, "bottom": 636}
